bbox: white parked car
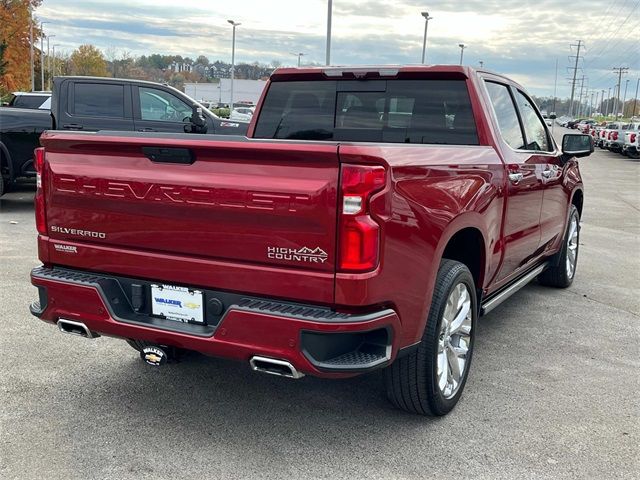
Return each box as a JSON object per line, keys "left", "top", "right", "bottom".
{"left": 229, "top": 107, "right": 254, "bottom": 122}
{"left": 622, "top": 123, "right": 640, "bottom": 158}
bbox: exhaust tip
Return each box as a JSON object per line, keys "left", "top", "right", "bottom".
{"left": 250, "top": 356, "right": 304, "bottom": 379}
{"left": 57, "top": 319, "right": 96, "bottom": 339}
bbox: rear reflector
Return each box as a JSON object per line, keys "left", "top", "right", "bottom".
{"left": 34, "top": 147, "right": 47, "bottom": 235}
{"left": 338, "top": 165, "right": 386, "bottom": 272}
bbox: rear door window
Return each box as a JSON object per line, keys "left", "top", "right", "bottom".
{"left": 73, "top": 83, "right": 125, "bottom": 118}
{"left": 254, "top": 79, "right": 478, "bottom": 145}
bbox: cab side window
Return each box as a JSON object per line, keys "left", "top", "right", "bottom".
{"left": 484, "top": 81, "right": 525, "bottom": 150}
{"left": 139, "top": 87, "right": 192, "bottom": 123}
{"left": 514, "top": 90, "right": 551, "bottom": 152}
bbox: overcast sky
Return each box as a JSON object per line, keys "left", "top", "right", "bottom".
{"left": 37, "top": 0, "right": 639, "bottom": 97}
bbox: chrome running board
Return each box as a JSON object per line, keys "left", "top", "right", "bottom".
{"left": 480, "top": 263, "right": 547, "bottom": 316}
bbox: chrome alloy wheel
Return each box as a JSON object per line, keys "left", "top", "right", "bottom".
{"left": 437, "top": 283, "right": 473, "bottom": 399}
{"left": 566, "top": 215, "right": 579, "bottom": 278}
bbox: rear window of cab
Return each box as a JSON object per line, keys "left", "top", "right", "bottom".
{"left": 254, "top": 79, "right": 478, "bottom": 145}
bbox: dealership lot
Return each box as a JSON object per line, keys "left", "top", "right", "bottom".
{"left": 0, "top": 127, "right": 638, "bottom": 479}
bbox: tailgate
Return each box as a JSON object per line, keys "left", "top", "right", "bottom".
{"left": 39, "top": 132, "right": 339, "bottom": 303}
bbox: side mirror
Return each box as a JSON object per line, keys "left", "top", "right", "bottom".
{"left": 185, "top": 105, "right": 208, "bottom": 134}
{"left": 562, "top": 133, "right": 593, "bottom": 159}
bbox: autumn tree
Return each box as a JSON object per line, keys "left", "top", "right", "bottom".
{"left": 69, "top": 44, "right": 108, "bottom": 77}
{"left": 0, "top": 0, "right": 43, "bottom": 95}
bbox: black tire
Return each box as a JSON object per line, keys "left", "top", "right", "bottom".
{"left": 126, "top": 339, "right": 154, "bottom": 352}
{"left": 385, "top": 259, "right": 477, "bottom": 416}
{"left": 538, "top": 205, "right": 580, "bottom": 288}
{"left": 0, "top": 152, "right": 8, "bottom": 198}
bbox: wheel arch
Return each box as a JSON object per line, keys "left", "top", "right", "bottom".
{"left": 570, "top": 188, "right": 584, "bottom": 218}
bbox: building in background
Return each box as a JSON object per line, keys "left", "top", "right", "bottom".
{"left": 184, "top": 79, "right": 267, "bottom": 106}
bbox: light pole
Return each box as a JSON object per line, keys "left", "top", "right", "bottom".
{"left": 40, "top": 22, "right": 48, "bottom": 90}
{"left": 458, "top": 43, "right": 466, "bottom": 65}
{"left": 47, "top": 35, "right": 55, "bottom": 89}
{"left": 479, "top": 60, "right": 484, "bottom": 68}
{"left": 605, "top": 87, "right": 611, "bottom": 117}
{"left": 292, "top": 52, "right": 305, "bottom": 67}
{"left": 227, "top": 19, "right": 240, "bottom": 109}
{"left": 52, "top": 44, "right": 60, "bottom": 78}
{"left": 29, "top": 5, "right": 34, "bottom": 91}
{"left": 326, "top": 0, "right": 332, "bottom": 65}
{"left": 420, "top": 11, "right": 433, "bottom": 64}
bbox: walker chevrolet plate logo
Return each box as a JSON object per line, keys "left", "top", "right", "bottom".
{"left": 53, "top": 243, "right": 77, "bottom": 254}
{"left": 141, "top": 346, "right": 167, "bottom": 366}
{"left": 267, "top": 246, "right": 329, "bottom": 264}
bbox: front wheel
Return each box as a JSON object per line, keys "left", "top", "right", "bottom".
{"left": 385, "top": 260, "right": 477, "bottom": 416}
{"left": 538, "top": 205, "right": 580, "bottom": 288}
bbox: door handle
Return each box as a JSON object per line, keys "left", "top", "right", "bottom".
{"left": 508, "top": 172, "right": 524, "bottom": 184}
{"left": 137, "top": 128, "right": 157, "bottom": 132}
{"left": 142, "top": 147, "right": 194, "bottom": 164}
{"left": 63, "top": 123, "right": 84, "bottom": 130}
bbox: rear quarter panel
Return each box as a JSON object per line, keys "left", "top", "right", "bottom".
{"left": 336, "top": 144, "right": 505, "bottom": 346}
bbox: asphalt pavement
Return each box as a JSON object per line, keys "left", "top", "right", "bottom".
{"left": 0, "top": 127, "right": 638, "bottom": 479}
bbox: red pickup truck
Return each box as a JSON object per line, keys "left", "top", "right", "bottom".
{"left": 29, "top": 66, "right": 592, "bottom": 416}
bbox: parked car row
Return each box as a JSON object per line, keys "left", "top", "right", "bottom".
{"left": 588, "top": 121, "right": 640, "bottom": 158}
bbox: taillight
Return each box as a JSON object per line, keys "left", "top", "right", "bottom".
{"left": 34, "top": 147, "right": 47, "bottom": 235}
{"left": 338, "top": 164, "right": 386, "bottom": 272}
{"left": 612, "top": 131, "right": 618, "bottom": 141}
{"left": 631, "top": 133, "right": 637, "bottom": 143}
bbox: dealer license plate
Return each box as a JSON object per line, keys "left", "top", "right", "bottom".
{"left": 151, "top": 284, "right": 204, "bottom": 324}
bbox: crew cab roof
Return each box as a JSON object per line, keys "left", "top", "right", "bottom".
{"left": 269, "top": 64, "right": 518, "bottom": 86}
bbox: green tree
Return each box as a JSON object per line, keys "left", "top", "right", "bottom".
{"left": 69, "top": 44, "right": 108, "bottom": 76}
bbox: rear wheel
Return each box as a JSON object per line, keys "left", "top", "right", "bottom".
{"left": 385, "top": 260, "right": 477, "bottom": 416}
{"left": 0, "top": 152, "right": 9, "bottom": 197}
{"left": 538, "top": 205, "right": 580, "bottom": 288}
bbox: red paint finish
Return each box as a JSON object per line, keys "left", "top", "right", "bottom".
{"left": 32, "top": 65, "right": 584, "bottom": 375}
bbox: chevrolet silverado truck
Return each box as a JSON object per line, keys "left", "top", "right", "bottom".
{"left": 29, "top": 66, "right": 592, "bottom": 416}
{"left": 0, "top": 76, "right": 247, "bottom": 197}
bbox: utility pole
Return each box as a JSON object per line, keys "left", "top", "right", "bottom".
{"left": 621, "top": 79, "right": 629, "bottom": 118}
{"left": 326, "top": 0, "right": 332, "bottom": 65}
{"left": 633, "top": 78, "right": 639, "bottom": 118}
{"left": 576, "top": 75, "right": 586, "bottom": 117}
{"left": 605, "top": 87, "right": 611, "bottom": 117}
{"left": 567, "top": 40, "right": 582, "bottom": 117}
{"left": 594, "top": 90, "right": 600, "bottom": 116}
{"left": 29, "top": 5, "right": 35, "bottom": 91}
{"left": 420, "top": 12, "right": 433, "bottom": 64}
{"left": 600, "top": 89, "right": 605, "bottom": 115}
{"left": 612, "top": 67, "right": 628, "bottom": 118}
{"left": 589, "top": 91, "right": 594, "bottom": 117}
